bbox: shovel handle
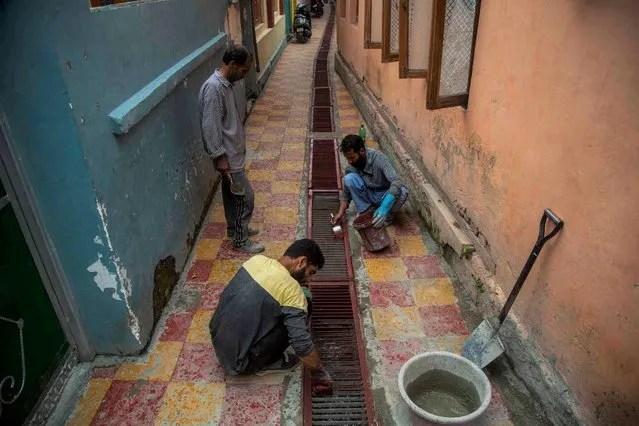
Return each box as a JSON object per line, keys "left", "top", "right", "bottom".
{"left": 497, "top": 209, "right": 564, "bottom": 325}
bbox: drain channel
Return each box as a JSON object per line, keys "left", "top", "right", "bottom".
{"left": 303, "top": 4, "right": 376, "bottom": 425}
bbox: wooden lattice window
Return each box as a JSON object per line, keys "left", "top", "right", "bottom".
{"left": 381, "top": 0, "right": 400, "bottom": 62}
{"left": 350, "top": 0, "right": 360, "bottom": 25}
{"left": 340, "top": 0, "right": 347, "bottom": 18}
{"left": 252, "top": 0, "right": 264, "bottom": 25}
{"left": 427, "top": 0, "right": 482, "bottom": 109}
{"left": 399, "top": 0, "right": 433, "bottom": 78}
{"left": 266, "top": 0, "right": 275, "bottom": 28}
{"left": 364, "top": 0, "right": 383, "bottom": 49}
{"left": 279, "top": 0, "right": 285, "bottom": 15}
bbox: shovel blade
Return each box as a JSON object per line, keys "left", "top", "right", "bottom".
{"left": 462, "top": 319, "right": 505, "bottom": 369}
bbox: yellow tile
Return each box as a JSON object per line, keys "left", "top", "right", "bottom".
{"left": 425, "top": 335, "right": 467, "bottom": 355}
{"left": 363, "top": 258, "right": 407, "bottom": 282}
{"left": 246, "top": 126, "right": 264, "bottom": 136}
{"left": 186, "top": 310, "right": 214, "bottom": 344}
{"left": 270, "top": 109, "right": 288, "bottom": 116}
{"left": 266, "top": 120, "right": 287, "bottom": 128}
{"left": 156, "top": 382, "right": 226, "bottom": 426}
{"left": 66, "top": 379, "right": 112, "bottom": 426}
{"left": 341, "top": 119, "right": 361, "bottom": 128}
{"left": 209, "top": 205, "right": 226, "bottom": 223}
{"left": 395, "top": 236, "right": 428, "bottom": 256}
{"left": 195, "top": 239, "right": 222, "bottom": 260}
{"left": 208, "top": 259, "right": 244, "bottom": 284}
{"left": 259, "top": 151, "right": 281, "bottom": 160}
{"left": 260, "top": 133, "right": 284, "bottom": 143}
{"left": 247, "top": 140, "right": 259, "bottom": 150}
{"left": 248, "top": 114, "right": 268, "bottom": 123}
{"left": 115, "top": 341, "right": 183, "bottom": 381}
{"left": 264, "top": 207, "right": 298, "bottom": 224}
{"left": 252, "top": 105, "right": 270, "bottom": 113}
{"left": 285, "top": 128, "right": 306, "bottom": 136}
{"left": 413, "top": 278, "right": 458, "bottom": 306}
{"left": 264, "top": 241, "right": 291, "bottom": 259}
{"left": 254, "top": 192, "right": 270, "bottom": 205}
{"left": 248, "top": 170, "right": 274, "bottom": 181}
{"left": 281, "top": 143, "right": 305, "bottom": 153}
{"left": 372, "top": 307, "right": 422, "bottom": 340}
{"left": 277, "top": 160, "right": 304, "bottom": 172}
{"left": 272, "top": 181, "right": 301, "bottom": 194}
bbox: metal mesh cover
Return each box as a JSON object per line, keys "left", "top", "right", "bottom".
{"left": 390, "top": 0, "right": 400, "bottom": 55}
{"left": 408, "top": 0, "right": 432, "bottom": 71}
{"left": 439, "top": 0, "right": 477, "bottom": 96}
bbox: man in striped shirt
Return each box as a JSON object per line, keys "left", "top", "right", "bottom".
{"left": 199, "top": 45, "right": 264, "bottom": 253}
{"left": 331, "top": 134, "right": 409, "bottom": 228}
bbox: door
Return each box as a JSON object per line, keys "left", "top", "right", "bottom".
{"left": 0, "top": 177, "right": 68, "bottom": 423}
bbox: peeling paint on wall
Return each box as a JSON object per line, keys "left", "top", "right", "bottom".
{"left": 94, "top": 200, "right": 141, "bottom": 344}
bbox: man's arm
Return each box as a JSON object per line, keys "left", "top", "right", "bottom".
{"left": 377, "top": 152, "right": 403, "bottom": 199}
{"left": 281, "top": 307, "right": 323, "bottom": 370}
{"left": 200, "top": 84, "right": 227, "bottom": 161}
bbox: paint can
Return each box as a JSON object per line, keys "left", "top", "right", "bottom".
{"left": 330, "top": 214, "right": 343, "bottom": 239}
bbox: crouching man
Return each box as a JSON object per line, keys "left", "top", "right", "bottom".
{"left": 331, "top": 134, "right": 408, "bottom": 228}
{"left": 209, "top": 239, "right": 333, "bottom": 395}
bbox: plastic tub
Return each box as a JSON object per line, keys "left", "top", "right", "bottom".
{"left": 352, "top": 210, "right": 391, "bottom": 252}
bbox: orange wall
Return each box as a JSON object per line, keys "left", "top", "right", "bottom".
{"left": 337, "top": 0, "right": 639, "bottom": 423}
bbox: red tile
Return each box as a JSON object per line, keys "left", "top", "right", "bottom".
{"left": 403, "top": 256, "right": 445, "bottom": 279}
{"left": 199, "top": 286, "right": 226, "bottom": 310}
{"left": 187, "top": 260, "right": 214, "bottom": 282}
{"left": 362, "top": 239, "right": 401, "bottom": 259}
{"left": 218, "top": 384, "right": 282, "bottom": 426}
{"left": 251, "top": 207, "right": 265, "bottom": 223}
{"left": 252, "top": 180, "right": 272, "bottom": 192}
{"left": 268, "top": 193, "right": 299, "bottom": 209}
{"left": 263, "top": 127, "right": 286, "bottom": 135}
{"left": 378, "top": 339, "right": 427, "bottom": 376}
{"left": 369, "top": 282, "right": 414, "bottom": 308}
{"left": 340, "top": 114, "right": 360, "bottom": 121}
{"left": 91, "top": 367, "right": 117, "bottom": 379}
{"left": 159, "top": 311, "right": 195, "bottom": 342}
{"left": 262, "top": 223, "right": 296, "bottom": 240}
{"left": 288, "top": 118, "right": 308, "bottom": 127}
{"left": 282, "top": 151, "right": 305, "bottom": 161}
{"left": 91, "top": 380, "right": 167, "bottom": 426}
{"left": 202, "top": 223, "right": 227, "bottom": 239}
{"left": 251, "top": 109, "right": 268, "bottom": 115}
{"left": 216, "top": 240, "right": 254, "bottom": 260}
{"left": 275, "top": 171, "right": 303, "bottom": 182}
{"left": 251, "top": 159, "right": 278, "bottom": 170}
{"left": 418, "top": 305, "right": 468, "bottom": 337}
{"left": 172, "top": 343, "right": 225, "bottom": 383}
{"left": 283, "top": 135, "right": 304, "bottom": 144}
{"left": 484, "top": 383, "right": 511, "bottom": 422}
{"left": 268, "top": 113, "right": 288, "bottom": 120}
{"left": 258, "top": 142, "right": 282, "bottom": 151}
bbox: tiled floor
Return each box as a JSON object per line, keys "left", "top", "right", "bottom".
{"left": 66, "top": 11, "right": 514, "bottom": 426}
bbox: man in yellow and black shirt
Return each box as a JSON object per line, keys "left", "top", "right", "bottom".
{"left": 209, "top": 239, "right": 333, "bottom": 395}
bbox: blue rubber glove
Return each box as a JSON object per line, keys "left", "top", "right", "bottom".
{"left": 372, "top": 193, "right": 395, "bottom": 228}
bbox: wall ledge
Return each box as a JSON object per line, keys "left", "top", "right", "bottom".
{"left": 108, "top": 33, "right": 227, "bottom": 135}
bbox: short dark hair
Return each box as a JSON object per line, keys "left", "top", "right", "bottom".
{"left": 340, "top": 134, "right": 365, "bottom": 154}
{"left": 284, "top": 239, "right": 325, "bottom": 269}
{"left": 223, "top": 45, "right": 252, "bottom": 65}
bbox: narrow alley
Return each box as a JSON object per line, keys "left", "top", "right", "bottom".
{"left": 2, "top": 1, "right": 637, "bottom": 425}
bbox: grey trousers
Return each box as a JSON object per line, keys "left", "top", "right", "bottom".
{"left": 221, "top": 171, "right": 254, "bottom": 246}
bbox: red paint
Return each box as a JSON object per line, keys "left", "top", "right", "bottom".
{"left": 261, "top": 223, "right": 296, "bottom": 240}
{"left": 159, "top": 311, "right": 196, "bottom": 342}
{"left": 361, "top": 238, "right": 401, "bottom": 259}
{"left": 418, "top": 305, "right": 469, "bottom": 337}
{"left": 171, "top": 343, "right": 225, "bottom": 383}
{"left": 91, "top": 381, "right": 167, "bottom": 426}
{"left": 403, "top": 256, "right": 446, "bottom": 279}
{"left": 198, "top": 286, "right": 225, "bottom": 311}
{"left": 202, "top": 223, "right": 227, "bottom": 239}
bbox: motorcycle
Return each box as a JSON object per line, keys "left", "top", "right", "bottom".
{"left": 293, "top": 3, "right": 312, "bottom": 43}
{"left": 311, "top": 0, "right": 324, "bottom": 17}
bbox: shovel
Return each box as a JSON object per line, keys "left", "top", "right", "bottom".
{"left": 462, "top": 208, "right": 564, "bottom": 368}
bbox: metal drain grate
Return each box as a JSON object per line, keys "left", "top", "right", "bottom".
{"left": 313, "top": 87, "right": 332, "bottom": 108}
{"left": 312, "top": 107, "right": 334, "bottom": 132}
{"left": 317, "top": 50, "right": 329, "bottom": 61}
{"left": 309, "top": 139, "right": 340, "bottom": 190}
{"left": 314, "top": 72, "right": 329, "bottom": 88}
{"left": 309, "top": 193, "right": 350, "bottom": 281}
{"left": 315, "top": 60, "right": 328, "bottom": 72}
{"left": 304, "top": 283, "right": 373, "bottom": 425}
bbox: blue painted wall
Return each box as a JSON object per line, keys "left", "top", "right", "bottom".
{"left": 0, "top": 0, "right": 243, "bottom": 355}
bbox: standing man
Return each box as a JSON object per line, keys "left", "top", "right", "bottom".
{"left": 199, "top": 45, "right": 264, "bottom": 253}
{"left": 331, "top": 134, "right": 409, "bottom": 228}
{"left": 210, "top": 239, "right": 333, "bottom": 395}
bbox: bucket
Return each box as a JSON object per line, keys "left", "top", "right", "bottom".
{"left": 398, "top": 352, "right": 492, "bottom": 425}
{"left": 352, "top": 210, "right": 391, "bottom": 252}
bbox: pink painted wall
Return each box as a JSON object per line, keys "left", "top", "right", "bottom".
{"left": 337, "top": 0, "right": 639, "bottom": 423}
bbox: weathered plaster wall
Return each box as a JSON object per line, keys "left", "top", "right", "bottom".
{"left": 256, "top": 14, "right": 287, "bottom": 77}
{"left": 0, "top": 0, "right": 242, "bottom": 355}
{"left": 337, "top": 0, "right": 639, "bottom": 423}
